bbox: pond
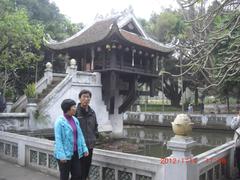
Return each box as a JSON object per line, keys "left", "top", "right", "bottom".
{"left": 95, "top": 125, "right": 234, "bottom": 158}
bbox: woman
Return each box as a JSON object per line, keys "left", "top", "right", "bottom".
{"left": 54, "top": 99, "right": 89, "bottom": 180}
{"left": 231, "top": 109, "right": 240, "bottom": 177}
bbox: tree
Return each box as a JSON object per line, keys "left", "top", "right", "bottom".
{"left": 147, "top": 10, "right": 187, "bottom": 43}
{"left": 0, "top": 0, "right": 84, "bottom": 97}
{"left": 15, "top": 0, "right": 83, "bottom": 41}
{"left": 140, "top": 10, "right": 191, "bottom": 106}
{"left": 177, "top": 0, "right": 240, "bottom": 89}
{"left": 0, "top": 0, "right": 44, "bottom": 96}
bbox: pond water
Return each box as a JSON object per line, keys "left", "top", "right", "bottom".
{"left": 95, "top": 126, "right": 234, "bottom": 158}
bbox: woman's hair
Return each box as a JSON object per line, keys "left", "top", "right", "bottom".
{"left": 79, "top": 89, "right": 92, "bottom": 98}
{"left": 61, "top": 99, "right": 76, "bottom": 113}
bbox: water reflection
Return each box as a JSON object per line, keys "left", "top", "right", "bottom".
{"left": 121, "top": 126, "right": 234, "bottom": 158}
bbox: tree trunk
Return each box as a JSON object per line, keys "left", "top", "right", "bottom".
{"left": 194, "top": 88, "right": 198, "bottom": 106}
{"left": 170, "top": 93, "right": 181, "bottom": 107}
{"left": 226, "top": 95, "right": 230, "bottom": 114}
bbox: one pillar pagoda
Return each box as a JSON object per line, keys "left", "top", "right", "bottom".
{"left": 44, "top": 11, "right": 174, "bottom": 135}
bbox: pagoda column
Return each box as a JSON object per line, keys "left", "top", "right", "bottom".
{"left": 109, "top": 71, "right": 117, "bottom": 114}
{"left": 110, "top": 47, "right": 117, "bottom": 68}
{"left": 146, "top": 58, "right": 150, "bottom": 72}
{"left": 131, "top": 49, "right": 136, "bottom": 67}
{"left": 102, "top": 49, "right": 106, "bottom": 70}
{"left": 90, "top": 47, "right": 95, "bottom": 71}
{"left": 83, "top": 49, "right": 87, "bottom": 71}
{"left": 156, "top": 55, "right": 159, "bottom": 72}
{"left": 120, "top": 52, "right": 124, "bottom": 69}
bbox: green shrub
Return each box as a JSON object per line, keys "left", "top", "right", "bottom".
{"left": 24, "top": 83, "right": 36, "bottom": 98}
{"left": 5, "top": 88, "right": 14, "bottom": 101}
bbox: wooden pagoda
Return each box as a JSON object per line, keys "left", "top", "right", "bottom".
{"left": 45, "top": 12, "right": 174, "bottom": 114}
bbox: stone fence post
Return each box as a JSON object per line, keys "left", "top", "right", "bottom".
{"left": 6, "top": 102, "right": 13, "bottom": 113}
{"left": 66, "top": 59, "right": 77, "bottom": 82}
{"left": 66, "top": 59, "right": 77, "bottom": 74}
{"left": 164, "top": 114, "right": 198, "bottom": 180}
{"left": 26, "top": 103, "right": 37, "bottom": 129}
{"left": 17, "top": 139, "right": 26, "bottom": 166}
{"left": 44, "top": 62, "right": 53, "bottom": 85}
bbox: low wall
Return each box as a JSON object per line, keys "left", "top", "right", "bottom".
{"left": 0, "top": 131, "right": 162, "bottom": 180}
{"left": 0, "top": 113, "right": 29, "bottom": 131}
{"left": 124, "top": 112, "right": 235, "bottom": 130}
{"left": 0, "top": 130, "right": 237, "bottom": 180}
{"left": 195, "top": 140, "right": 236, "bottom": 179}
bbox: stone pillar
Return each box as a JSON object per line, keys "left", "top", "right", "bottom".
{"left": 66, "top": 59, "right": 77, "bottom": 74}
{"left": 136, "top": 105, "right": 141, "bottom": 112}
{"left": 109, "top": 76, "right": 124, "bottom": 137}
{"left": 229, "top": 146, "right": 236, "bottom": 178}
{"left": 17, "top": 140, "right": 26, "bottom": 166}
{"left": 26, "top": 103, "right": 37, "bottom": 129}
{"left": 94, "top": 72, "right": 101, "bottom": 85}
{"left": 90, "top": 47, "right": 95, "bottom": 71}
{"left": 67, "top": 59, "right": 77, "bottom": 82}
{"left": 164, "top": 114, "right": 197, "bottom": 180}
{"left": 44, "top": 62, "right": 53, "bottom": 85}
{"left": 6, "top": 102, "right": 13, "bottom": 112}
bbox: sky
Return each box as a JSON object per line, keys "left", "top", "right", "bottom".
{"left": 50, "top": 0, "right": 179, "bottom": 25}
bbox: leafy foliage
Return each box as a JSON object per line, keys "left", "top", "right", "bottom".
{"left": 140, "top": 10, "right": 189, "bottom": 106}
{"left": 24, "top": 83, "right": 36, "bottom": 98}
{"left": 15, "top": 0, "right": 83, "bottom": 41}
{"left": 0, "top": 0, "right": 83, "bottom": 99}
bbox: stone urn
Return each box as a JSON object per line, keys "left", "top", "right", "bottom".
{"left": 70, "top": 58, "right": 77, "bottom": 68}
{"left": 171, "top": 114, "right": 194, "bottom": 136}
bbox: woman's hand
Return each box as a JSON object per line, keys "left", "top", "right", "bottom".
{"left": 84, "top": 152, "right": 89, "bottom": 157}
{"left": 60, "top": 159, "right": 67, "bottom": 163}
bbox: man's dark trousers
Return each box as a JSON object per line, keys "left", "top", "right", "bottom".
{"left": 80, "top": 148, "right": 93, "bottom": 180}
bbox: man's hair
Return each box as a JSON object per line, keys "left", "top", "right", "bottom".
{"left": 79, "top": 89, "right": 92, "bottom": 98}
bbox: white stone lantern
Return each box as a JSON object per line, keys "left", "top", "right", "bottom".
{"left": 70, "top": 58, "right": 77, "bottom": 68}
{"left": 45, "top": 62, "right": 52, "bottom": 70}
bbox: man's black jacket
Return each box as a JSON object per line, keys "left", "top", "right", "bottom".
{"left": 75, "top": 104, "right": 98, "bottom": 149}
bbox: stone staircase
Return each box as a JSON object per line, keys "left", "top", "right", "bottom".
{"left": 12, "top": 74, "right": 66, "bottom": 112}
{"left": 36, "top": 76, "right": 64, "bottom": 103}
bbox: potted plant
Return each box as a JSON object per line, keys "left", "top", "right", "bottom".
{"left": 5, "top": 88, "right": 14, "bottom": 102}
{"left": 3, "top": 87, "right": 15, "bottom": 112}
{"left": 24, "top": 83, "right": 36, "bottom": 103}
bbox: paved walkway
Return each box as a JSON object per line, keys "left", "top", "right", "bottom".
{"left": 0, "top": 159, "right": 57, "bottom": 180}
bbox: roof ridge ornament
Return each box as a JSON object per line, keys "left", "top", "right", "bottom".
{"left": 121, "top": 6, "right": 134, "bottom": 16}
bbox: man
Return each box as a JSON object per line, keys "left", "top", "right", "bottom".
{"left": 75, "top": 89, "right": 98, "bottom": 180}
{"left": 200, "top": 102, "right": 204, "bottom": 114}
{"left": 231, "top": 109, "right": 240, "bottom": 178}
{"left": 0, "top": 92, "right": 6, "bottom": 112}
{"left": 188, "top": 103, "right": 193, "bottom": 114}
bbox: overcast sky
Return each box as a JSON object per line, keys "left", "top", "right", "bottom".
{"left": 50, "top": 0, "right": 179, "bottom": 25}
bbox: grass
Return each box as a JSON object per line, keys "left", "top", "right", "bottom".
{"left": 139, "top": 104, "right": 183, "bottom": 112}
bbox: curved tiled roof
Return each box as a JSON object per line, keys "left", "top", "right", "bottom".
{"left": 119, "top": 30, "right": 174, "bottom": 53}
{"left": 44, "top": 15, "right": 174, "bottom": 53}
{"left": 44, "top": 18, "right": 116, "bottom": 50}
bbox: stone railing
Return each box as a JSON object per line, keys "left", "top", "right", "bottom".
{"left": 0, "top": 129, "right": 238, "bottom": 180}
{"left": 124, "top": 112, "right": 235, "bottom": 130}
{"left": 12, "top": 62, "right": 54, "bottom": 112}
{"left": 74, "top": 71, "right": 101, "bottom": 86}
{"left": 38, "top": 74, "right": 72, "bottom": 109}
{"left": 36, "top": 76, "right": 48, "bottom": 94}
{"left": 195, "top": 140, "right": 236, "bottom": 180}
{"left": 0, "top": 131, "right": 162, "bottom": 180}
{"left": 0, "top": 113, "right": 29, "bottom": 131}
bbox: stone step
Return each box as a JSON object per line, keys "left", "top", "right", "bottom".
{"left": 36, "top": 76, "right": 65, "bottom": 103}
